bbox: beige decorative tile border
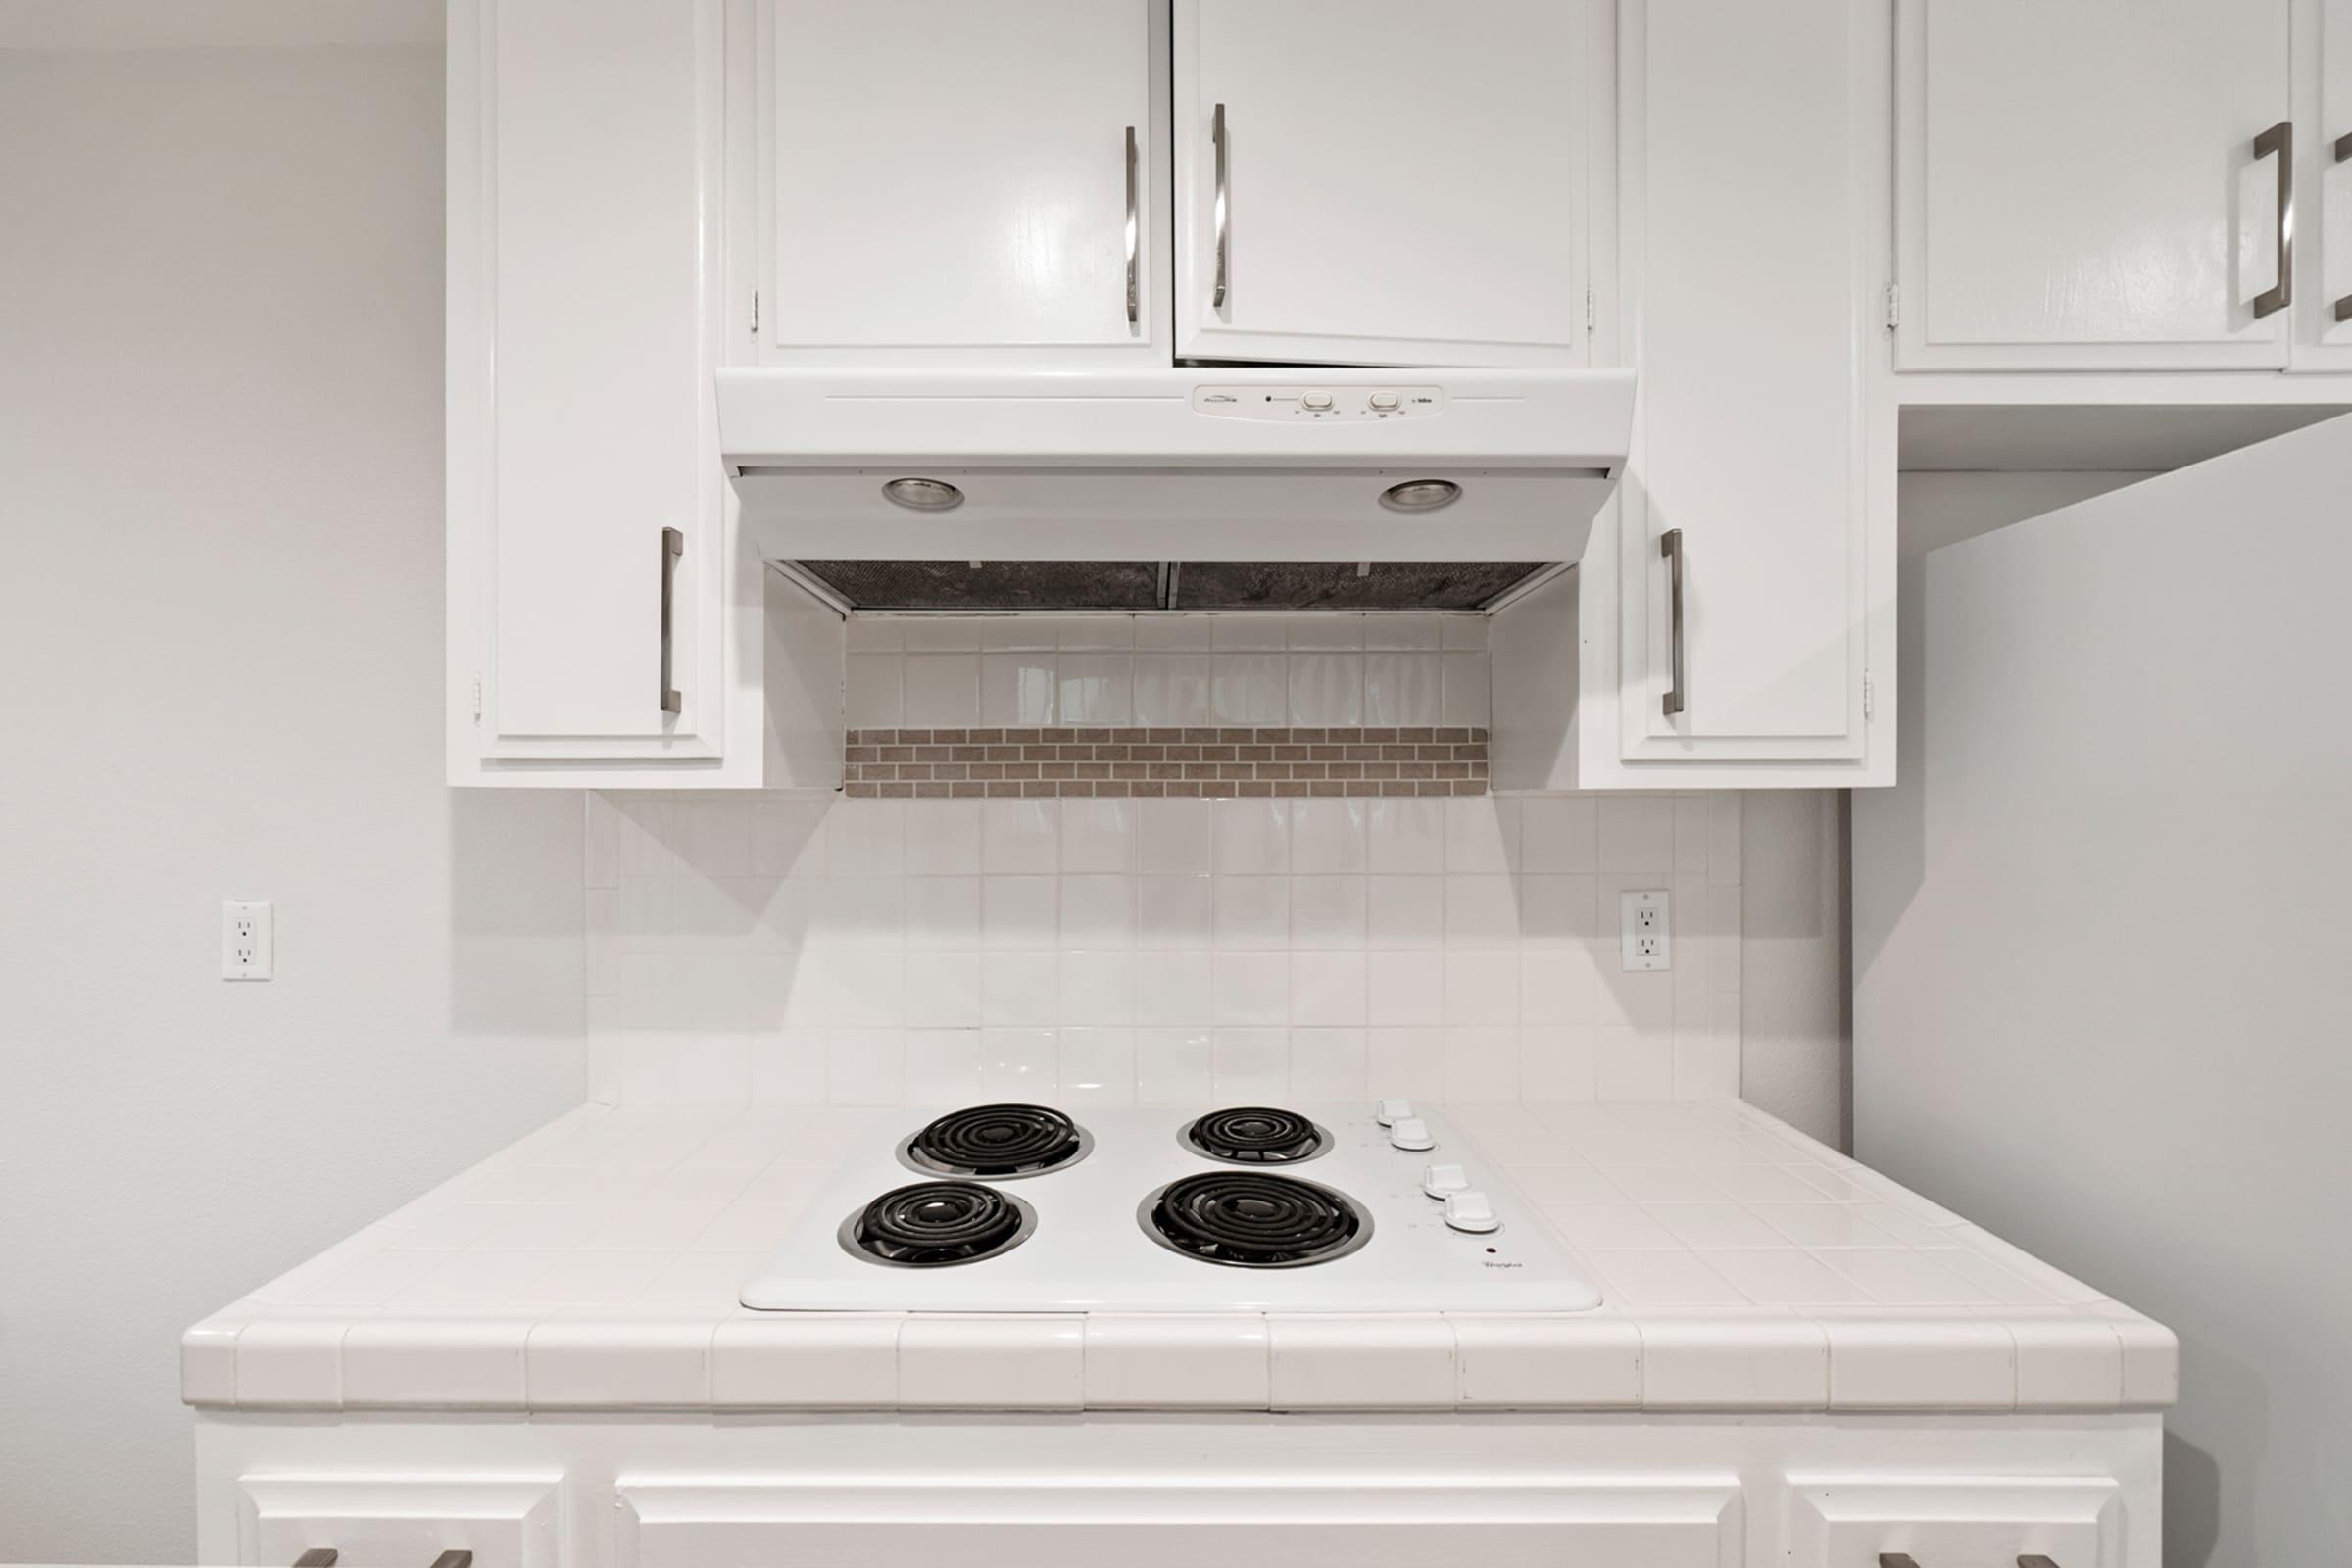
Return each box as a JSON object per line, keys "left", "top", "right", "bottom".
{"left": 843, "top": 727, "right": 1490, "bottom": 799}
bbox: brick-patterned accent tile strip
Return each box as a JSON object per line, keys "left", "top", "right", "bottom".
{"left": 841, "top": 727, "right": 1491, "bottom": 799}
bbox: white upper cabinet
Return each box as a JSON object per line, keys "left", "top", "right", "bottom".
{"left": 1493, "top": 0, "right": 1892, "bottom": 790}
{"left": 1895, "top": 0, "right": 2294, "bottom": 371}
{"left": 758, "top": 0, "right": 1169, "bottom": 364}
{"left": 2306, "top": 0, "right": 2352, "bottom": 365}
{"left": 448, "top": 0, "right": 840, "bottom": 788}
{"left": 1170, "top": 0, "right": 1592, "bottom": 368}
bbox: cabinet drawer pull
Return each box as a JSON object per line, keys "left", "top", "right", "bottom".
{"left": 1877, "top": 1556, "right": 1920, "bottom": 1568}
{"left": 660, "top": 526, "right": 684, "bottom": 715}
{"left": 1210, "top": 102, "right": 1230, "bottom": 310}
{"left": 2335, "top": 132, "right": 2352, "bottom": 324}
{"left": 292, "top": 1552, "right": 337, "bottom": 1567}
{"left": 2253, "top": 120, "right": 2293, "bottom": 318}
{"left": 1660, "top": 528, "right": 1686, "bottom": 718}
{"left": 1124, "top": 124, "right": 1141, "bottom": 327}
{"left": 428, "top": 1554, "right": 474, "bottom": 1568}
{"left": 2017, "top": 1557, "right": 2062, "bottom": 1568}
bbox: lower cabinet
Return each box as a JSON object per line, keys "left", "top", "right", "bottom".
{"left": 236, "top": 1475, "right": 561, "bottom": 1568}
{"left": 1788, "top": 1477, "right": 2125, "bottom": 1567}
{"left": 615, "top": 1479, "right": 1744, "bottom": 1568}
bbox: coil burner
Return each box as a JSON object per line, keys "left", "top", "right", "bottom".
{"left": 1141, "top": 1171, "right": 1372, "bottom": 1269}
{"left": 1181, "top": 1106, "right": 1331, "bottom": 1164}
{"left": 900, "top": 1103, "right": 1091, "bottom": 1180}
{"left": 840, "top": 1181, "right": 1035, "bottom": 1268}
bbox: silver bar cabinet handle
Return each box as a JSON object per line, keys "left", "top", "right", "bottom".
{"left": 292, "top": 1552, "right": 337, "bottom": 1567}
{"left": 1210, "top": 102, "right": 1230, "bottom": 310}
{"left": 2336, "top": 132, "right": 2352, "bottom": 323}
{"left": 660, "top": 526, "right": 684, "bottom": 715}
{"left": 1123, "top": 125, "right": 1140, "bottom": 327}
{"left": 1660, "top": 528, "right": 1686, "bottom": 718}
{"left": 428, "top": 1553, "right": 475, "bottom": 1568}
{"left": 2253, "top": 120, "right": 2293, "bottom": 318}
{"left": 2018, "top": 1556, "right": 2062, "bottom": 1568}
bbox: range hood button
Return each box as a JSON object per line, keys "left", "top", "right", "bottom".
{"left": 1300, "top": 391, "right": 1335, "bottom": 411}
{"left": 1369, "top": 391, "right": 1401, "bottom": 412}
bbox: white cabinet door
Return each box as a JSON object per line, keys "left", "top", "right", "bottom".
{"left": 760, "top": 0, "right": 1167, "bottom": 364}
{"left": 1605, "top": 0, "right": 1888, "bottom": 779}
{"left": 1171, "top": 0, "right": 1592, "bottom": 368}
{"left": 619, "top": 1479, "right": 1741, "bottom": 1568}
{"left": 2307, "top": 0, "right": 2352, "bottom": 364}
{"left": 1896, "top": 0, "right": 2293, "bottom": 370}
{"left": 448, "top": 0, "right": 739, "bottom": 773}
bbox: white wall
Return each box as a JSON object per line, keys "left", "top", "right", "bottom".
{"left": 0, "top": 45, "right": 583, "bottom": 1563}
{"left": 1855, "top": 450, "right": 2352, "bottom": 1567}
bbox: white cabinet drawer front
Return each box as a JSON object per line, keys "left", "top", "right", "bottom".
{"left": 239, "top": 1475, "right": 561, "bottom": 1568}
{"left": 762, "top": 0, "right": 1165, "bottom": 357}
{"left": 1172, "top": 0, "right": 1592, "bottom": 368}
{"left": 620, "top": 1479, "right": 1743, "bottom": 1568}
{"left": 1896, "top": 0, "right": 2293, "bottom": 370}
{"left": 1788, "top": 1476, "right": 2124, "bottom": 1568}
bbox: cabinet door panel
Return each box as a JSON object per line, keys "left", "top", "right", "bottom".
{"left": 620, "top": 1480, "right": 1740, "bottom": 1568}
{"left": 762, "top": 0, "right": 1163, "bottom": 359}
{"left": 2317, "top": 0, "right": 2352, "bottom": 358}
{"left": 1614, "top": 0, "right": 1876, "bottom": 762}
{"left": 1172, "top": 0, "right": 1589, "bottom": 368}
{"left": 457, "top": 0, "right": 728, "bottom": 751}
{"left": 1896, "top": 0, "right": 2291, "bottom": 370}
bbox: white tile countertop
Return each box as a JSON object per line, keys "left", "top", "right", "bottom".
{"left": 180, "top": 1101, "right": 2176, "bottom": 1414}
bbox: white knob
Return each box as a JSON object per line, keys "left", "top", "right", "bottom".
{"left": 1301, "top": 391, "right": 1334, "bottom": 411}
{"left": 1389, "top": 1116, "right": 1435, "bottom": 1152}
{"left": 1422, "top": 1162, "right": 1469, "bottom": 1199}
{"left": 1369, "top": 391, "right": 1401, "bottom": 411}
{"left": 1443, "top": 1191, "right": 1500, "bottom": 1234}
{"left": 1375, "top": 1098, "right": 1414, "bottom": 1127}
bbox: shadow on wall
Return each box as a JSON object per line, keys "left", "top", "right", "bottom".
{"left": 450, "top": 790, "right": 594, "bottom": 1037}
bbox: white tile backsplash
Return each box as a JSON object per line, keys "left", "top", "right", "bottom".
{"left": 591, "top": 786, "right": 1741, "bottom": 1110}
{"left": 589, "top": 615, "right": 1742, "bottom": 1110}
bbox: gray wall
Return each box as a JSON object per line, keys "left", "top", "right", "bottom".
{"left": 1855, "top": 449, "right": 2352, "bottom": 1568}
{"left": 0, "top": 44, "right": 583, "bottom": 1561}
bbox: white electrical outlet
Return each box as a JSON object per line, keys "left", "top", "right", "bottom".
{"left": 1619, "top": 889, "right": 1671, "bottom": 971}
{"left": 222, "top": 899, "right": 273, "bottom": 980}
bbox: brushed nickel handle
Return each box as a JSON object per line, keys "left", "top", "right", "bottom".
{"left": 660, "top": 526, "right": 684, "bottom": 715}
{"left": 2018, "top": 1557, "right": 2062, "bottom": 1568}
{"left": 2253, "top": 120, "right": 2293, "bottom": 318}
{"left": 1123, "top": 125, "right": 1141, "bottom": 327}
{"left": 429, "top": 1553, "right": 474, "bottom": 1568}
{"left": 1660, "top": 528, "right": 1686, "bottom": 718}
{"left": 1210, "top": 102, "right": 1230, "bottom": 310}
{"left": 292, "top": 1552, "right": 337, "bottom": 1567}
{"left": 1877, "top": 1556, "right": 1920, "bottom": 1568}
{"left": 2335, "top": 132, "right": 2351, "bottom": 324}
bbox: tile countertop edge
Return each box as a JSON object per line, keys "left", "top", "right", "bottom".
{"left": 180, "top": 1099, "right": 2180, "bottom": 1416}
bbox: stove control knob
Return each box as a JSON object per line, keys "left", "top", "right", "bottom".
{"left": 1422, "top": 1162, "right": 1470, "bottom": 1199}
{"left": 1375, "top": 1098, "right": 1415, "bottom": 1127}
{"left": 1389, "top": 1116, "right": 1436, "bottom": 1152}
{"left": 1443, "top": 1191, "right": 1501, "bottom": 1234}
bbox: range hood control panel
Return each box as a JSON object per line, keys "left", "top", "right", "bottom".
{"left": 1192, "top": 384, "right": 1445, "bottom": 422}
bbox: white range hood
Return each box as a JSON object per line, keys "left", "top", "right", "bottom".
{"left": 718, "top": 367, "right": 1635, "bottom": 574}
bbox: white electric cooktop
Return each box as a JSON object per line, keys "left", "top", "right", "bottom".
{"left": 740, "top": 1102, "right": 1603, "bottom": 1313}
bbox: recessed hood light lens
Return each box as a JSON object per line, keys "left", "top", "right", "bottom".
{"left": 1379, "top": 479, "right": 1462, "bottom": 514}
{"left": 882, "top": 477, "right": 964, "bottom": 512}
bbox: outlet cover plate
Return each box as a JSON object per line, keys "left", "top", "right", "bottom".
{"left": 222, "top": 899, "right": 273, "bottom": 981}
{"left": 1619, "top": 888, "right": 1670, "bottom": 971}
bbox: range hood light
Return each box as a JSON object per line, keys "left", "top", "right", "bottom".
{"left": 1379, "top": 479, "right": 1462, "bottom": 514}
{"left": 881, "top": 477, "right": 965, "bottom": 512}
